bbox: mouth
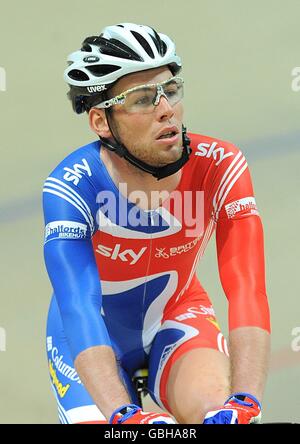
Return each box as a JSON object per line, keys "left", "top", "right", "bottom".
{"left": 156, "top": 127, "right": 180, "bottom": 144}
{"left": 158, "top": 131, "right": 177, "bottom": 139}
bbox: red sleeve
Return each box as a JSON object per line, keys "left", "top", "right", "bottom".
{"left": 214, "top": 146, "right": 271, "bottom": 332}
{"left": 216, "top": 216, "right": 270, "bottom": 332}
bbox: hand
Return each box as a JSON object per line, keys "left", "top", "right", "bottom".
{"left": 203, "top": 392, "right": 261, "bottom": 424}
{"left": 109, "top": 404, "right": 176, "bottom": 424}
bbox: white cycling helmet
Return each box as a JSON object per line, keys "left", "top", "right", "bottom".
{"left": 64, "top": 23, "right": 182, "bottom": 113}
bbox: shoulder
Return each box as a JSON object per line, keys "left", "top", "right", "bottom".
{"left": 44, "top": 140, "right": 101, "bottom": 187}
{"left": 190, "top": 135, "right": 259, "bottom": 222}
{"left": 188, "top": 132, "right": 242, "bottom": 167}
{"left": 185, "top": 132, "right": 254, "bottom": 218}
{"left": 42, "top": 140, "right": 102, "bottom": 239}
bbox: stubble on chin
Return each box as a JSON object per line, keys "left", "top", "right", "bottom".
{"left": 130, "top": 141, "right": 183, "bottom": 167}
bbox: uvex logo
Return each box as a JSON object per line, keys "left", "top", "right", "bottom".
{"left": 196, "top": 142, "right": 234, "bottom": 166}
{"left": 87, "top": 85, "right": 106, "bottom": 93}
{"left": 96, "top": 244, "right": 147, "bottom": 265}
{"left": 63, "top": 158, "right": 92, "bottom": 185}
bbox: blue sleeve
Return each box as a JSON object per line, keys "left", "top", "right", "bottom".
{"left": 44, "top": 238, "right": 111, "bottom": 360}
{"left": 43, "top": 161, "right": 112, "bottom": 360}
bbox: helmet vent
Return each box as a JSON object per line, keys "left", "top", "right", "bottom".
{"left": 160, "top": 40, "right": 167, "bottom": 55}
{"left": 149, "top": 29, "right": 167, "bottom": 56}
{"left": 131, "top": 31, "right": 154, "bottom": 58}
{"left": 86, "top": 64, "right": 121, "bottom": 77}
{"left": 89, "top": 36, "right": 143, "bottom": 61}
{"left": 68, "top": 69, "right": 90, "bottom": 81}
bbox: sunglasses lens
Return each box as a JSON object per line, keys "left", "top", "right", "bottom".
{"left": 123, "top": 78, "right": 184, "bottom": 113}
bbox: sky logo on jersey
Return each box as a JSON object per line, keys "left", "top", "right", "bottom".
{"left": 95, "top": 243, "right": 147, "bottom": 265}
{"left": 225, "top": 197, "right": 259, "bottom": 219}
{"left": 195, "top": 142, "right": 234, "bottom": 166}
{"left": 44, "top": 221, "right": 88, "bottom": 243}
{"left": 63, "top": 158, "right": 92, "bottom": 186}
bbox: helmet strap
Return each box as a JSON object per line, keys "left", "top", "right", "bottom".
{"left": 100, "top": 124, "right": 192, "bottom": 180}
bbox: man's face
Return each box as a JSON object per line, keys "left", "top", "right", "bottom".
{"left": 107, "top": 67, "right": 184, "bottom": 168}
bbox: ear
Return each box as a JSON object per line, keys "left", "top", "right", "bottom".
{"left": 88, "top": 108, "right": 112, "bottom": 138}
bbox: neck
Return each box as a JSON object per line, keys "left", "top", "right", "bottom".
{"left": 100, "top": 147, "right": 181, "bottom": 210}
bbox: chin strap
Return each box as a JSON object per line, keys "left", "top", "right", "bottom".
{"left": 100, "top": 125, "right": 192, "bottom": 180}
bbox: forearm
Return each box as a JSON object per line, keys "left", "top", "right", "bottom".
{"left": 74, "top": 345, "right": 131, "bottom": 420}
{"left": 228, "top": 326, "right": 270, "bottom": 402}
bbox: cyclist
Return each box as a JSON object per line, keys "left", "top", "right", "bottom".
{"left": 43, "top": 23, "right": 271, "bottom": 424}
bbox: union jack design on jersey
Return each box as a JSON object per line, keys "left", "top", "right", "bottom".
{"left": 43, "top": 133, "right": 270, "bottom": 423}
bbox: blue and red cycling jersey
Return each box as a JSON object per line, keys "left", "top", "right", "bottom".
{"left": 43, "top": 132, "right": 270, "bottom": 364}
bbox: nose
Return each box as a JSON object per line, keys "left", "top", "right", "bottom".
{"left": 155, "top": 95, "right": 174, "bottom": 121}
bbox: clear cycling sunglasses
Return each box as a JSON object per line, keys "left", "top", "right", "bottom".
{"left": 94, "top": 76, "right": 184, "bottom": 114}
